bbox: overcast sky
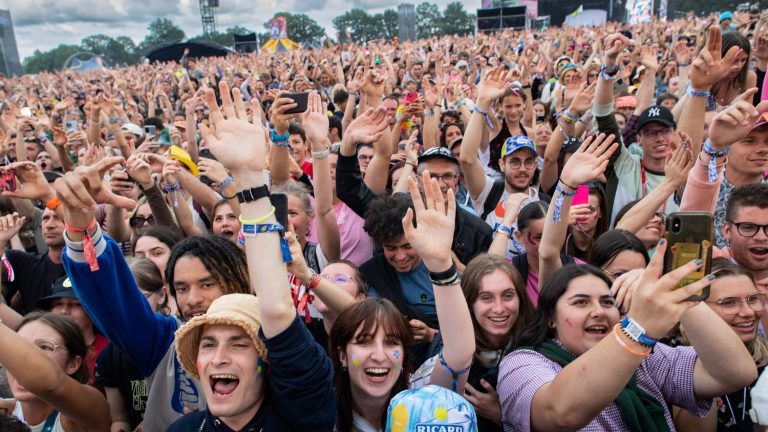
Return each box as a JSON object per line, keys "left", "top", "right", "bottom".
{"left": 3, "top": 0, "right": 478, "bottom": 60}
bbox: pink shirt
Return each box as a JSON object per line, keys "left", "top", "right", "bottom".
{"left": 308, "top": 201, "right": 373, "bottom": 267}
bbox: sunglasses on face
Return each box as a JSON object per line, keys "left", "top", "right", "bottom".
{"left": 129, "top": 215, "right": 156, "bottom": 228}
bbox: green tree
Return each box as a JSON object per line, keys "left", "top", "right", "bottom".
{"left": 190, "top": 26, "right": 255, "bottom": 47}
{"left": 139, "top": 18, "right": 185, "bottom": 52}
{"left": 81, "top": 34, "right": 139, "bottom": 66}
{"left": 23, "top": 44, "right": 81, "bottom": 74}
{"left": 264, "top": 12, "right": 325, "bottom": 44}
{"left": 416, "top": 2, "right": 442, "bottom": 39}
{"left": 376, "top": 9, "right": 399, "bottom": 40}
{"left": 333, "top": 8, "right": 379, "bottom": 43}
{"left": 441, "top": 2, "right": 475, "bottom": 36}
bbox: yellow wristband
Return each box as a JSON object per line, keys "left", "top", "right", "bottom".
{"left": 239, "top": 206, "right": 276, "bottom": 225}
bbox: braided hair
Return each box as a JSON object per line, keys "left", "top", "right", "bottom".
{"left": 165, "top": 235, "right": 250, "bottom": 298}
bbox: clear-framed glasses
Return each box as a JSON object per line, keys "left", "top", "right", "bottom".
{"left": 34, "top": 339, "right": 66, "bottom": 353}
{"left": 357, "top": 154, "right": 373, "bottom": 162}
{"left": 506, "top": 158, "right": 537, "bottom": 170}
{"left": 429, "top": 173, "right": 459, "bottom": 183}
{"left": 640, "top": 127, "right": 672, "bottom": 139}
{"left": 706, "top": 293, "right": 768, "bottom": 316}
{"left": 320, "top": 273, "right": 350, "bottom": 285}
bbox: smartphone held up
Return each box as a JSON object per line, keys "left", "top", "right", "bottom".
{"left": 663, "top": 212, "right": 714, "bottom": 301}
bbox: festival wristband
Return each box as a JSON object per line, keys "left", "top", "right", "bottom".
{"left": 493, "top": 223, "right": 514, "bottom": 238}
{"left": 472, "top": 106, "right": 495, "bottom": 130}
{"left": 686, "top": 86, "right": 711, "bottom": 98}
{"left": 620, "top": 317, "right": 658, "bottom": 347}
{"left": 239, "top": 206, "right": 276, "bottom": 225}
{"left": 45, "top": 196, "right": 61, "bottom": 210}
{"left": 702, "top": 139, "right": 730, "bottom": 184}
{"left": 65, "top": 218, "right": 99, "bottom": 272}
{"left": 552, "top": 182, "right": 577, "bottom": 223}
{"left": 270, "top": 129, "right": 290, "bottom": 143}
{"left": 613, "top": 324, "right": 651, "bottom": 356}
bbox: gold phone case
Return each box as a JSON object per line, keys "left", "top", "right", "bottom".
{"left": 663, "top": 212, "right": 713, "bottom": 301}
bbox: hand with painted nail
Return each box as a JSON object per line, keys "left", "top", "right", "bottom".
{"left": 626, "top": 239, "right": 714, "bottom": 339}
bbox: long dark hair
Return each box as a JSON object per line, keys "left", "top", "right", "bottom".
{"left": 588, "top": 229, "right": 650, "bottom": 269}
{"left": 713, "top": 32, "right": 751, "bottom": 95}
{"left": 461, "top": 254, "right": 534, "bottom": 352}
{"left": 19, "top": 312, "right": 90, "bottom": 384}
{"left": 329, "top": 298, "right": 414, "bottom": 431}
{"left": 517, "top": 264, "right": 613, "bottom": 347}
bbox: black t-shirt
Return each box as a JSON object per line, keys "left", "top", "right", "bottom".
{"left": 3, "top": 250, "right": 66, "bottom": 313}
{"left": 95, "top": 343, "right": 147, "bottom": 429}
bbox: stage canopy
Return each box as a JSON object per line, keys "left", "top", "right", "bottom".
{"left": 144, "top": 39, "right": 232, "bottom": 63}
{"left": 261, "top": 38, "right": 299, "bottom": 53}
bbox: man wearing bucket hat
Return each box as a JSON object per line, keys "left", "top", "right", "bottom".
{"left": 57, "top": 82, "right": 336, "bottom": 430}
{"left": 168, "top": 293, "right": 334, "bottom": 431}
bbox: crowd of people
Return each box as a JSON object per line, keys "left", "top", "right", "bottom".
{"left": 0, "top": 7, "right": 766, "bottom": 431}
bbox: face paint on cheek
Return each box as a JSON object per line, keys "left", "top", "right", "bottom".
{"left": 353, "top": 358, "right": 360, "bottom": 368}
{"left": 565, "top": 318, "right": 574, "bottom": 328}
{"left": 197, "top": 360, "right": 204, "bottom": 372}
{"left": 257, "top": 358, "right": 264, "bottom": 375}
{"left": 392, "top": 349, "right": 400, "bottom": 360}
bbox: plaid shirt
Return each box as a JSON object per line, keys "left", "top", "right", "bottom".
{"left": 497, "top": 341, "right": 711, "bottom": 431}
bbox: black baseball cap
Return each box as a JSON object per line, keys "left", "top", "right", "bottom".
{"left": 37, "top": 275, "right": 75, "bottom": 310}
{"left": 636, "top": 106, "right": 676, "bottom": 132}
{"left": 418, "top": 146, "right": 459, "bottom": 166}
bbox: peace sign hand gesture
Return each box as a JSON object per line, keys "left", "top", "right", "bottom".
{"left": 402, "top": 170, "right": 456, "bottom": 272}
{"left": 690, "top": 26, "right": 743, "bottom": 92}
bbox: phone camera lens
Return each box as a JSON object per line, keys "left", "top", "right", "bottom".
{"left": 671, "top": 218, "right": 682, "bottom": 234}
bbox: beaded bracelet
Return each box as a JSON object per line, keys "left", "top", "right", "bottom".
{"left": 216, "top": 176, "right": 234, "bottom": 190}
{"left": 552, "top": 182, "right": 577, "bottom": 223}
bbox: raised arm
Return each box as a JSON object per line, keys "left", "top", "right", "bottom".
{"left": 201, "top": 80, "right": 295, "bottom": 336}
{"left": 0, "top": 321, "right": 110, "bottom": 430}
{"left": 302, "top": 91, "right": 340, "bottom": 261}
{"left": 528, "top": 244, "right": 714, "bottom": 431}
{"left": 538, "top": 133, "right": 617, "bottom": 289}
{"left": 616, "top": 142, "right": 693, "bottom": 233}
{"left": 267, "top": 96, "right": 299, "bottom": 186}
{"left": 53, "top": 157, "right": 179, "bottom": 377}
{"left": 460, "top": 67, "right": 507, "bottom": 200}
{"left": 403, "top": 170, "right": 474, "bottom": 393}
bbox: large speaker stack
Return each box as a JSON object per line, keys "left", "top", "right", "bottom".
{"left": 477, "top": 6, "right": 527, "bottom": 32}
{"left": 233, "top": 33, "right": 258, "bottom": 54}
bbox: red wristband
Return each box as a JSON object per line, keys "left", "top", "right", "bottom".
{"left": 65, "top": 218, "right": 99, "bottom": 272}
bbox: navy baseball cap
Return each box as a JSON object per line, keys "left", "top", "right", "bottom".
{"left": 418, "top": 146, "right": 459, "bottom": 166}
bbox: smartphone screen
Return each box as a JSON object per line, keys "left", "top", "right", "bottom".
{"left": 404, "top": 92, "right": 419, "bottom": 104}
{"left": 572, "top": 185, "right": 589, "bottom": 223}
{"left": 0, "top": 170, "right": 16, "bottom": 192}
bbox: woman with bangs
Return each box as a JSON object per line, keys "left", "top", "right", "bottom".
{"left": 330, "top": 171, "right": 475, "bottom": 431}
{"left": 410, "top": 253, "right": 534, "bottom": 430}
{"left": 671, "top": 259, "right": 768, "bottom": 431}
{"left": 0, "top": 312, "right": 110, "bottom": 431}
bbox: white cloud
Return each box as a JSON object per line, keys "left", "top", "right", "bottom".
{"left": 3, "top": 0, "right": 477, "bottom": 59}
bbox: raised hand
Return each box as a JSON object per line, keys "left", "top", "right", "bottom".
{"left": 664, "top": 139, "right": 694, "bottom": 188}
{"left": 639, "top": 44, "right": 660, "bottom": 72}
{"left": 125, "top": 154, "right": 154, "bottom": 188}
{"left": 301, "top": 91, "right": 329, "bottom": 148}
{"left": 344, "top": 107, "right": 389, "bottom": 145}
{"left": 422, "top": 77, "right": 439, "bottom": 109}
{"left": 476, "top": 66, "right": 508, "bottom": 107}
{"left": 602, "top": 33, "right": 630, "bottom": 64}
{"left": 199, "top": 80, "right": 266, "bottom": 181}
{"left": 673, "top": 39, "right": 691, "bottom": 66}
{"left": 567, "top": 81, "right": 596, "bottom": 116}
{"left": 0, "top": 212, "right": 25, "bottom": 245}
{"left": 402, "top": 170, "right": 456, "bottom": 271}
{"left": 708, "top": 88, "right": 768, "bottom": 149}
{"left": 690, "top": 26, "right": 742, "bottom": 92}
{"left": 627, "top": 239, "right": 712, "bottom": 339}
{"left": 559, "top": 133, "right": 618, "bottom": 187}
{"left": 197, "top": 158, "right": 229, "bottom": 185}
{"left": 73, "top": 156, "right": 136, "bottom": 211}
{"left": 0, "top": 162, "right": 54, "bottom": 201}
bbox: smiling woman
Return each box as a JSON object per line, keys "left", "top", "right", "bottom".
{"left": 497, "top": 247, "right": 759, "bottom": 431}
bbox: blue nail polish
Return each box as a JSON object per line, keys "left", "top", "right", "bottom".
{"left": 658, "top": 238, "right": 666, "bottom": 246}
{"left": 707, "top": 274, "right": 716, "bottom": 281}
{"left": 695, "top": 259, "right": 703, "bottom": 266}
